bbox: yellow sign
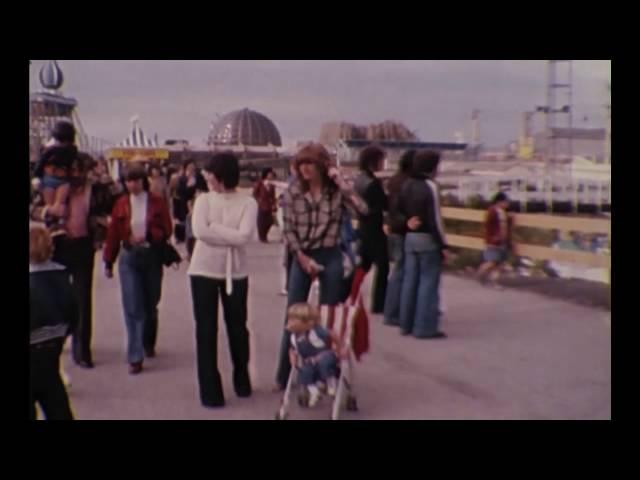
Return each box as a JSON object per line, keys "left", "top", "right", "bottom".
{"left": 106, "top": 148, "right": 169, "bottom": 161}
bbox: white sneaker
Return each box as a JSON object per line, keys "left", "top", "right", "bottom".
{"left": 278, "top": 289, "right": 288, "bottom": 296}
{"left": 327, "top": 377, "right": 338, "bottom": 397}
{"left": 308, "top": 385, "right": 321, "bottom": 407}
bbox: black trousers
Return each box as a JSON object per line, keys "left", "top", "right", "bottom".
{"left": 284, "top": 249, "right": 293, "bottom": 290}
{"left": 190, "top": 276, "right": 251, "bottom": 406}
{"left": 257, "top": 210, "right": 274, "bottom": 242}
{"left": 360, "top": 234, "right": 390, "bottom": 314}
{"left": 53, "top": 236, "right": 95, "bottom": 364}
{"left": 30, "top": 340, "right": 74, "bottom": 420}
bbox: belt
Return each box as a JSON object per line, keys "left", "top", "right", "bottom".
{"left": 123, "top": 241, "right": 151, "bottom": 251}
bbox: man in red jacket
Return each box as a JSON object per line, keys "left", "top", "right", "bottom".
{"left": 477, "top": 192, "right": 512, "bottom": 287}
{"left": 104, "top": 166, "right": 172, "bottom": 374}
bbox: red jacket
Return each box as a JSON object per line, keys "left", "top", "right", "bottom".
{"left": 484, "top": 205, "right": 512, "bottom": 247}
{"left": 103, "top": 192, "right": 173, "bottom": 266}
{"left": 252, "top": 180, "right": 276, "bottom": 212}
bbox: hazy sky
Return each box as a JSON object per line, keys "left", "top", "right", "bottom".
{"left": 29, "top": 60, "right": 611, "bottom": 149}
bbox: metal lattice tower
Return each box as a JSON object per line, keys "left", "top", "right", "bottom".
{"left": 537, "top": 60, "right": 574, "bottom": 165}
{"left": 534, "top": 60, "right": 574, "bottom": 212}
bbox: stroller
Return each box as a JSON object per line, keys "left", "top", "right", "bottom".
{"left": 275, "top": 268, "right": 369, "bottom": 420}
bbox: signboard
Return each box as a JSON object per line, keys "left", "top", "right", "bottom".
{"left": 106, "top": 148, "right": 169, "bottom": 161}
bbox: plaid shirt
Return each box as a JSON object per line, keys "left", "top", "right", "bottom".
{"left": 282, "top": 181, "right": 367, "bottom": 254}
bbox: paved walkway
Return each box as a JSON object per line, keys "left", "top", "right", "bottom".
{"left": 58, "top": 240, "right": 611, "bottom": 420}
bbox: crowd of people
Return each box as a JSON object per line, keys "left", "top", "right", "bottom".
{"left": 30, "top": 121, "right": 514, "bottom": 419}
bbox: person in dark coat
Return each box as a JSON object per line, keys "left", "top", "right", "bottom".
{"left": 30, "top": 226, "right": 78, "bottom": 420}
{"left": 353, "top": 145, "right": 389, "bottom": 314}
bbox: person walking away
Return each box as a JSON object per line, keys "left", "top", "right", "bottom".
{"left": 477, "top": 192, "right": 512, "bottom": 288}
{"left": 185, "top": 176, "right": 209, "bottom": 260}
{"left": 103, "top": 166, "right": 173, "bottom": 374}
{"left": 397, "top": 150, "right": 449, "bottom": 339}
{"left": 382, "top": 149, "right": 415, "bottom": 326}
{"left": 149, "top": 164, "right": 171, "bottom": 212}
{"left": 171, "top": 162, "right": 188, "bottom": 243}
{"left": 253, "top": 168, "right": 277, "bottom": 243}
{"left": 278, "top": 161, "right": 297, "bottom": 296}
{"left": 353, "top": 145, "right": 389, "bottom": 314}
{"left": 30, "top": 226, "right": 78, "bottom": 420}
{"left": 274, "top": 143, "right": 368, "bottom": 391}
{"left": 188, "top": 153, "right": 258, "bottom": 408}
{"left": 89, "top": 157, "right": 122, "bottom": 250}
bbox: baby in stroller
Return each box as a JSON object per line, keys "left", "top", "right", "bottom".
{"left": 286, "top": 303, "right": 342, "bottom": 407}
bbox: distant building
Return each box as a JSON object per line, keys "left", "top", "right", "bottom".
{"left": 533, "top": 127, "right": 607, "bottom": 163}
{"left": 336, "top": 139, "right": 468, "bottom": 170}
{"left": 319, "top": 120, "right": 418, "bottom": 146}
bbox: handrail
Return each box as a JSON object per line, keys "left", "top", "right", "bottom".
{"left": 442, "top": 207, "right": 610, "bottom": 269}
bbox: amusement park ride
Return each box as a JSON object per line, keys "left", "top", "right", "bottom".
{"left": 29, "top": 60, "right": 110, "bottom": 165}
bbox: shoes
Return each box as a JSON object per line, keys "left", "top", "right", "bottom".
{"left": 202, "top": 399, "right": 225, "bottom": 408}
{"left": 415, "top": 331, "right": 447, "bottom": 340}
{"left": 272, "top": 383, "right": 286, "bottom": 393}
{"left": 327, "top": 377, "right": 338, "bottom": 397}
{"left": 233, "top": 370, "right": 252, "bottom": 398}
{"left": 129, "top": 362, "right": 143, "bottom": 375}
{"left": 76, "top": 359, "right": 95, "bottom": 369}
{"left": 308, "top": 385, "right": 321, "bottom": 407}
{"left": 144, "top": 348, "right": 156, "bottom": 358}
{"left": 278, "top": 289, "right": 288, "bottom": 296}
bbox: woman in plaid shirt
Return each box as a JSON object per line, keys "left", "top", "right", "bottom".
{"left": 274, "top": 143, "right": 368, "bottom": 390}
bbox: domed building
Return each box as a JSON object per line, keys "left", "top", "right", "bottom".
{"left": 208, "top": 108, "right": 282, "bottom": 147}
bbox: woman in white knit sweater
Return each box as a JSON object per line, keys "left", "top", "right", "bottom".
{"left": 188, "top": 153, "right": 258, "bottom": 408}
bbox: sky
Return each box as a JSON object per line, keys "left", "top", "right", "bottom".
{"left": 29, "top": 60, "right": 611, "bottom": 149}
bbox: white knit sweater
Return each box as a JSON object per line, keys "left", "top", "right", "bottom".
{"left": 187, "top": 191, "right": 258, "bottom": 291}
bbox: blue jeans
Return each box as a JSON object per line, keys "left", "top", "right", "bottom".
{"left": 275, "top": 246, "right": 343, "bottom": 387}
{"left": 298, "top": 351, "right": 339, "bottom": 386}
{"left": 399, "top": 233, "right": 442, "bottom": 337}
{"left": 383, "top": 233, "right": 404, "bottom": 326}
{"left": 118, "top": 246, "right": 163, "bottom": 364}
{"left": 41, "top": 174, "right": 69, "bottom": 190}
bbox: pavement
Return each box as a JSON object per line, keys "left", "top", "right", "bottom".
{"left": 54, "top": 233, "right": 611, "bottom": 420}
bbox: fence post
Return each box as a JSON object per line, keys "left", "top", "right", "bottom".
{"left": 597, "top": 181, "right": 603, "bottom": 214}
